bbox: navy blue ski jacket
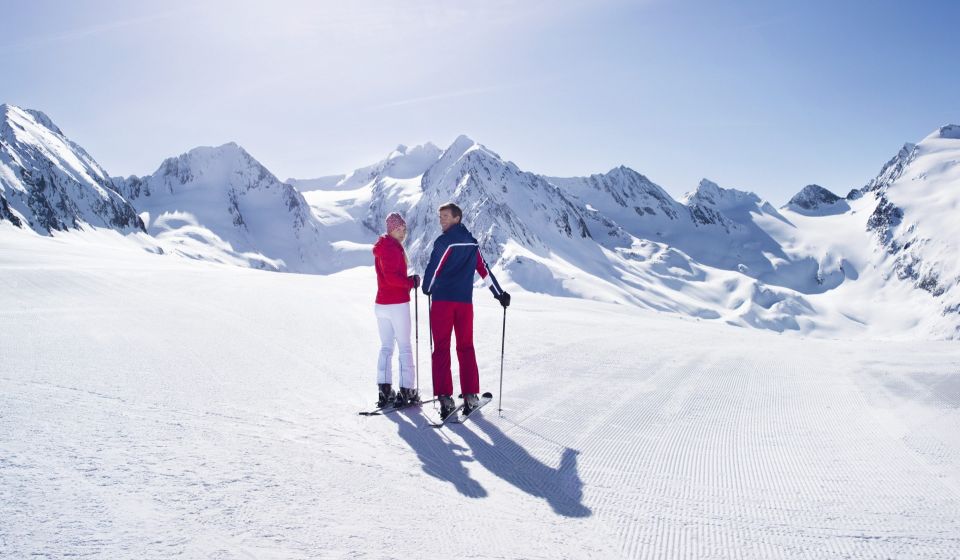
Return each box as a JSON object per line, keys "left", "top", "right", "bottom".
{"left": 422, "top": 222, "right": 505, "bottom": 303}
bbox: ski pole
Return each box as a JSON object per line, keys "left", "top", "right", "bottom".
{"left": 498, "top": 306, "right": 506, "bottom": 417}
{"left": 428, "top": 295, "right": 433, "bottom": 353}
{"left": 414, "top": 288, "right": 419, "bottom": 392}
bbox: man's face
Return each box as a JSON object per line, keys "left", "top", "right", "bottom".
{"left": 438, "top": 209, "right": 460, "bottom": 232}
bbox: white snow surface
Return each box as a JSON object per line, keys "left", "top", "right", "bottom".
{"left": 2, "top": 229, "right": 960, "bottom": 559}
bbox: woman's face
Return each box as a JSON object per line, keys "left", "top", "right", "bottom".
{"left": 391, "top": 225, "right": 407, "bottom": 242}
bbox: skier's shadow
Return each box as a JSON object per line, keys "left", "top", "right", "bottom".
{"left": 386, "top": 408, "right": 487, "bottom": 498}
{"left": 453, "top": 415, "right": 592, "bottom": 518}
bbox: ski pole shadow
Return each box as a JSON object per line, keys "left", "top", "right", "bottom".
{"left": 385, "top": 408, "right": 487, "bottom": 498}
{"left": 454, "top": 415, "right": 592, "bottom": 518}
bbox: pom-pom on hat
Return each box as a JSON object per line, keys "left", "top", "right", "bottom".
{"left": 385, "top": 212, "right": 407, "bottom": 234}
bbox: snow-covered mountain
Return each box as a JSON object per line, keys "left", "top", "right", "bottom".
{"left": 785, "top": 184, "right": 848, "bottom": 216}
{"left": 406, "top": 135, "right": 629, "bottom": 268}
{"left": 545, "top": 166, "right": 687, "bottom": 239}
{"left": 860, "top": 125, "right": 960, "bottom": 334}
{"left": 296, "top": 137, "right": 825, "bottom": 332}
{"left": 113, "top": 143, "right": 366, "bottom": 273}
{"left": 353, "top": 142, "right": 443, "bottom": 237}
{"left": 745, "top": 127, "right": 960, "bottom": 340}
{"left": 293, "top": 128, "right": 960, "bottom": 338}
{"left": 296, "top": 135, "right": 630, "bottom": 269}
{"left": 3, "top": 101, "right": 958, "bottom": 338}
{"left": 289, "top": 142, "right": 446, "bottom": 262}
{"left": 0, "top": 104, "right": 143, "bottom": 234}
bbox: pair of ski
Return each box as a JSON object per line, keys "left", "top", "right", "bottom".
{"left": 430, "top": 392, "right": 494, "bottom": 428}
{"left": 358, "top": 397, "right": 438, "bottom": 416}
{"left": 358, "top": 391, "right": 493, "bottom": 427}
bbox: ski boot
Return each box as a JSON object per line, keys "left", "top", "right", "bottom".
{"left": 462, "top": 393, "right": 480, "bottom": 416}
{"left": 377, "top": 383, "right": 395, "bottom": 408}
{"left": 396, "top": 387, "right": 419, "bottom": 406}
{"left": 438, "top": 395, "right": 457, "bottom": 420}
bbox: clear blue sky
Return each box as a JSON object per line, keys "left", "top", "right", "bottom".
{"left": 2, "top": 0, "right": 958, "bottom": 203}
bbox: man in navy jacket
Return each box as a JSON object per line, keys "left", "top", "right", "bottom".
{"left": 422, "top": 202, "right": 510, "bottom": 418}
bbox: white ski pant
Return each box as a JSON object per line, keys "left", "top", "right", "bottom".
{"left": 375, "top": 302, "right": 415, "bottom": 389}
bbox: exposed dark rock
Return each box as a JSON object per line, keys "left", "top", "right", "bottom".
{"left": 787, "top": 184, "right": 842, "bottom": 210}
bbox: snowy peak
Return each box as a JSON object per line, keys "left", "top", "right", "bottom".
{"left": 789, "top": 184, "right": 840, "bottom": 208}
{"left": 381, "top": 142, "right": 443, "bottom": 180}
{"left": 356, "top": 142, "right": 443, "bottom": 237}
{"left": 287, "top": 135, "right": 482, "bottom": 197}
{"left": 862, "top": 143, "right": 917, "bottom": 194}
{"left": 678, "top": 179, "right": 748, "bottom": 231}
{"left": 785, "top": 184, "right": 847, "bottom": 215}
{"left": 120, "top": 142, "right": 284, "bottom": 200}
{"left": 335, "top": 141, "right": 443, "bottom": 191}
{"left": 931, "top": 124, "right": 960, "bottom": 141}
{"left": 684, "top": 179, "right": 761, "bottom": 210}
{"left": 0, "top": 104, "right": 142, "bottom": 234}
{"left": 544, "top": 165, "right": 685, "bottom": 240}
{"left": 400, "top": 134, "right": 612, "bottom": 272}
{"left": 683, "top": 178, "right": 797, "bottom": 232}
{"left": 2, "top": 104, "right": 109, "bottom": 185}
{"left": 426, "top": 135, "right": 502, "bottom": 185}
{"left": 113, "top": 141, "right": 359, "bottom": 273}
{"left": 549, "top": 165, "right": 677, "bottom": 210}
{"left": 388, "top": 141, "right": 442, "bottom": 160}
{"left": 186, "top": 141, "right": 247, "bottom": 162}
{"left": 857, "top": 124, "right": 960, "bottom": 336}
{"left": 22, "top": 108, "right": 64, "bottom": 136}
{"left": 1, "top": 104, "right": 65, "bottom": 136}
{"left": 443, "top": 134, "right": 481, "bottom": 160}
{"left": 912, "top": 124, "right": 960, "bottom": 157}
{"left": 164, "top": 142, "right": 260, "bottom": 183}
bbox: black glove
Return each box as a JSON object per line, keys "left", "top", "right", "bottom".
{"left": 409, "top": 274, "right": 421, "bottom": 289}
{"left": 496, "top": 291, "right": 511, "bottom": 308}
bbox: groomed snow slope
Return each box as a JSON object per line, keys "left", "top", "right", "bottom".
{"left": 2, "top": 228, "right": 959, "bottom": 559}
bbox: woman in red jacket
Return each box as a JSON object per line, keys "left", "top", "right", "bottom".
{"left": 372, "top": 212, "right": 420, "bottom": 407}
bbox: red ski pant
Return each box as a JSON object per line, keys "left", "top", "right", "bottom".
{"left": 430, "top": 300, "right": 480, "bottom": 396}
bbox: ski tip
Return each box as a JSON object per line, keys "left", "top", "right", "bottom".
{"left": 482, "top": 391, "right": 493, "bottom": 399}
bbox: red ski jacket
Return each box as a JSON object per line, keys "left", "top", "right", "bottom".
{"left": 373, "top": 235, "right": 414, "bottom": 304}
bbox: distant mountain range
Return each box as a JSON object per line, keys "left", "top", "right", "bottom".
{"left": 2, "top": 103, "right": 958, "bottom": 338}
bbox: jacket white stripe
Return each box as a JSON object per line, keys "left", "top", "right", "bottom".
{"left": 478, "top": 247, "right": 504, "bottom": 296}
{"left": 426, "top": 242, "right": 478, "bottom": 293}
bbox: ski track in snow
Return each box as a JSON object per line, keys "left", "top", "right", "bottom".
{"left": 2, "top": 235, "right": 960, "bottom": 559}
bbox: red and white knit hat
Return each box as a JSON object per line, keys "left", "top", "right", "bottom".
{"left": 385, "top": 212, "right": 406, "bottom": 234}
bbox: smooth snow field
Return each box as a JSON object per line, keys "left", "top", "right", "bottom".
{"left": 2, "top": 231, "right": 960, "bottom": 559}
